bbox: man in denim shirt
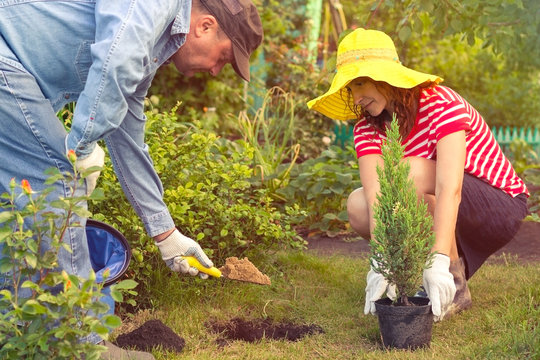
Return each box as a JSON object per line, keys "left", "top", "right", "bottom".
{"left": 0, "top": 0, "right": 262, "bottom": 358}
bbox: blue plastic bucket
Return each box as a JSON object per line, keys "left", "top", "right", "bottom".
{"left": 86, "top": 219, "right": 131, "bottom": 286}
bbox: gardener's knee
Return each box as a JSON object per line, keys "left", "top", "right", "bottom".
{"left": 347, "top": 188, "right": 370, "bottom": 239}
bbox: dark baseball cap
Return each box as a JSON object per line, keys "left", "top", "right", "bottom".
{"left": 200, "top": 0, "right": 263, "bottom": 81}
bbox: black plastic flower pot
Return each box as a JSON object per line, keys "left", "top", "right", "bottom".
{"left": 374, "top": 297, "right": 433, "bottom": 350}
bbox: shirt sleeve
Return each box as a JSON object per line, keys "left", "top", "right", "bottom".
{"left": 65, "top": 0, "right": 183, "bottom": 236}
{"left": 353, "top": 119, "right": 385, "bottom": 158}
{"left": 66, "top": 0, "right": 176, "bottom": 156}
{"left": 430, "top": 90, "right": 472, "bottom": 142}
{"left": 104, "top": 75, "right": 175, "bottom": 237}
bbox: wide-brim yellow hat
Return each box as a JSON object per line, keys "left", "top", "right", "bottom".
{"left": 308, "top": 28, "right": 443, "bottom": 121}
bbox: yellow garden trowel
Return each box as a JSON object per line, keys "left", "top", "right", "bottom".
{"left": 181, "top": 256, "right": 222, "bottom": 278}
{"left": 181, "top": 256, "right": 271, "bottom": 285}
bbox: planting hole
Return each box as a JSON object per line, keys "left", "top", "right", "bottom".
{"left": 207, "top": 317, "right": 324, "bottom": 345}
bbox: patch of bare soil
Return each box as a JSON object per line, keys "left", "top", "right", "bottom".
{"left": 207, "top": 317, "right": 324, "bottom": 345}
{"left": 305, "top": 220, "right": 540, "bottom": 265}
{"left": 114, "top": 319, "right": 185, "bottom": 353}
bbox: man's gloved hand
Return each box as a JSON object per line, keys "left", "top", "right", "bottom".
{"left": 72, "top": 143, "right": 105, "bottom": 195}
{"left": 364, "top": 266, "right": 397, "bottom": 315}
{"left": 423, "top": 253, "right": 456, "bottom": 322}
{"left": 156, "top": 229, "right": 214, "bottom": 279}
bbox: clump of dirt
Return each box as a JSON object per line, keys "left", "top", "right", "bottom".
{"left": 219, "top": 257, "right": 271, "bottom": 285}
{"left": 114, "top": 319, "right": 185, "bottom": 353}
{"left": 207, "top": 317, "right": 324, "bottom": 344}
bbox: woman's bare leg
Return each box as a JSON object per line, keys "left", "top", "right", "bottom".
{"left": 406, "top": 157, "right": 459, "bottom": 260}
{"left": 346, "top": 188, "right": 371, "bottom": 240}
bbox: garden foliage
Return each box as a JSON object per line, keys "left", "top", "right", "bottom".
{"left": 277, "top": 145, "right": 361, "bottom": 235}
{"left": 90, "top": 105, "right": 306, "bottom": 294}
{"left": 370, "top": 117, "right": 435, "bottom": 305}
{"left": 0, "top": 161, "right": 135, "bottom": 359}
{"left": 234, "top": 86, "right": 301, "bottom": 200}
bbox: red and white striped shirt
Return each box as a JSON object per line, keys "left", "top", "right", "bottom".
{"left": 353, "top": 86, "right": 529, "bottom": 197}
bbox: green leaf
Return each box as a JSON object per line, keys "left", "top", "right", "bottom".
{"left": 22, "top": 300, "right": 48, "bottom": 315}
{"left": 398, "top": 26, "right": 411, "bottom": 43}
{"left": 0, "top": 211, "right": 14, "bottom": 224}
{"left": 322, "top": 213, "right": 337, "bottom": 220}
{"left": 337, "top": 210, "right": 349, "bottom": 222}
{"left": 21, "top": 280, "right": 39, "bottom": 290}
{"left": 467, "top": 32, "right": 476, "bottom": 46}
{"left": 103, "top": 314, "right": 122, "bottom": 328}
{"left": 112, "top": 279, "right": 138, "bottom": 290}
{"left": 24, "top": 253, "right": 37, "bottom": 268}
{"left": 91, "top": 323, "right": 109, "bottom": 336}
{"left": 0, "top": 258, "right": 13, "bottom": 273}
{"left": 72, "top": 206, "right": 93, "bottom": 218}
{"left": 0, "top": 289, "right": 12, "bottom": 300}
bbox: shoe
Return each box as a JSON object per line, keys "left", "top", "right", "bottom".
{"left": 99, "top": 341, "right": 155, "bottom": 360}
{"left": 445, "top": 257, "right": 472, "bottom": 318}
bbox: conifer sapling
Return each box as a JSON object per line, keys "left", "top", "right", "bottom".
{"left": 369, "top": 116, "right": 435, "bottom": 306}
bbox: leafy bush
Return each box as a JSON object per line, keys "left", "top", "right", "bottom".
{"left": 523, "top": 168, "right": 540, "bottom": 222}
{"left": 0, "top": 164, "right": 135, "bottom": 359}
{"left": 506, "top": 138, "right": 540, "bottom": 176}
{"left": 90, "top": 105, "right": 306, "bottom": 298}
{"left": 277, "top": 145, "right": 361, "bottom": 235}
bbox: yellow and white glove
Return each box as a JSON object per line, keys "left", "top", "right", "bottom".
{"left": 71, "top": 143, "right": 105, "bottom": 195}
{"left": 364, "top": 266, "right": 397, "bottom": 315}
{"left": 156, "top": 229, "right": 213, "bottom": 279}
{"left": 423, "top": 253, "right": 456, "bottom": 321}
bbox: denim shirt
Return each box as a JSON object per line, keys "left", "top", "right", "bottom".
{"left": 0, "top": 0, "right": 191, "bottom": 236}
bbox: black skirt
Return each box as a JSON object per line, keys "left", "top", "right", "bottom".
{"left": 456, "top": 174, "right": 529, "bottom": 279}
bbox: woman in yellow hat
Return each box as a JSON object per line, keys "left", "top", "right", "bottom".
{"left": 308, "top": 28, "right": 529, "bottom": 321}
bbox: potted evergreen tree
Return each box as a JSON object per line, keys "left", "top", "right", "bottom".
{"left": 370, "top": 116, "right": 436, "bottom": 350}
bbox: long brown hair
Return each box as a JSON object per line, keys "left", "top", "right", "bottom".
{"left": 346, "top": 79, "right": 436, "bottom": 139}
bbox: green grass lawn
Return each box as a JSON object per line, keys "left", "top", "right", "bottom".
{"left": 116, "top": 251, "right": 540, "bottom": 360}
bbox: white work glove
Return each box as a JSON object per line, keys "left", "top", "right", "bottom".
{"left": 71, "top": 143, "right": 105, "bottom": 195}
{"left": 364, "top": 266, "right": 397, "bottom": 315}
{"left": 423, "top": 253, "right": 456, "bottom": 322}
{"left": 156, "top": 229, "right": 213, "bottom": 279}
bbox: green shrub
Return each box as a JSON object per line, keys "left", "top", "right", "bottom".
{"left": 523, "top": 168, "right": 540, "bottom": 222}
{"left": 277, "top": 145, "right": 361, "bottom": 235}
{"left": 507, "top": 138, "right": 539, "bottom": 176}
{"left": 0, "top": 164, "right": 135, "bottom": 359}
{"left": 90, "top": 106, "right": 306, "bottom": 299}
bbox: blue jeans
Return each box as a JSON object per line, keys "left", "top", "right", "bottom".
{"left": 0, "top": 43, "right": 113, "bottom": 345}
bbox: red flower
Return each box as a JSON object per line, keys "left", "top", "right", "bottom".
{"left": 21, "top": 179, "right": 32, "bottom": 194}
{"left": 67, "top": 149, "right": 77, "bottom": 163}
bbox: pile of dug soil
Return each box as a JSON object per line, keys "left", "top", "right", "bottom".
{"left": 114, "top": 319, "right": 185, "bottom": 353}
{"left": 208, "top": 317, "right": 324, "bottom": 344}
{"left": 219, "top": 257, "right": 271, "bottom": 285}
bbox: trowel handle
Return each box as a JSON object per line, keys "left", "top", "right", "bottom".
{"left": 181, "top": 256, "right": 222, "bottom": 278}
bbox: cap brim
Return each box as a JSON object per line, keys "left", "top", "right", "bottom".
{"left": 232, "top": 44, "right": 250, "bottom": 82}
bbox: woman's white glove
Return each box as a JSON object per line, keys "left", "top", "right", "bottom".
{"left": 364, "top": 267, "right": 397, "bottom": 315}
{"left": 423, "top": 253, "right": 456, "bottom": 321}
{"left": 156, "top": 229, "right": 213, "bottom": 279}
{"left": 73, "top": 143, "right": 105, "bottom": 195}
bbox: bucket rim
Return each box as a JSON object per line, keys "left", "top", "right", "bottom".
{"left": 86, "top": 219, "right": 132, "bottom": 286}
